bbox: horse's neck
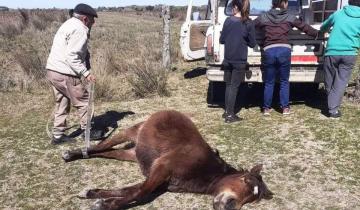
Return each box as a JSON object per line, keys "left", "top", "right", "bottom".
{"left": 169, "top": 162, "right": 238, "bottom": 194}
{"left": 205, "top": 166, "right": 239, "bottom": 194}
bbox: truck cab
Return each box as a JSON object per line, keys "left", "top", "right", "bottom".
{"left": 180, "top": 0, "right": 349, "bottom": 94}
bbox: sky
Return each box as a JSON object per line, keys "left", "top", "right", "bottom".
{"left": 1, "top": 0, "right": 208, "bottom": 9}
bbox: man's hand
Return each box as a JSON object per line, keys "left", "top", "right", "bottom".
{"left": 86, "top": 74, "right": 96, "bottom": 83}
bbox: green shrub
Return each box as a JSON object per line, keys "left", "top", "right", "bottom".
{"left": 127, "top": 60, "right": 169, "bottom": 98}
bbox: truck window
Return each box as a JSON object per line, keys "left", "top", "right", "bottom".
{"left": 225, "top": 0, "right": 301, "bottom": 16}
{"left": 205, "top": 0, "right": 212, "bottom": 20}
{"left": 312, "top": 0, "right": 338, "bottom": 23}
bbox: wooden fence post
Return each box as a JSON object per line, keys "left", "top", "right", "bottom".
{"left": 162, "top": 5, "right": 171, "bottom": 70}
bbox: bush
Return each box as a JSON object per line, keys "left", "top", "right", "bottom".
{"left": 0, "top": 10, "right": 28, "bottom": 38}
{"left": 0, "top": 22, "right": 24, "bottom": 38}
{"left": 0, "top": 9, "right": 67, "bottom": 38}
{"left": 13, "top": 47, "right": 47, "bottom": 92}
{"left": 31, "top": 16, "right": 48, "bottom": 31}
{"left": 0, "top": 9, "right": 67, "bottom": 92}
{"left": 0, "top": 57, "right": 16, "bottom": 91}
{"left": 127, "top": 60, "right": 170, "bottom": 98}
{"left": 90, "top": 47, "right": 126, "bottom": 101}
{"left": 0, "top": 11, "right": 173, "bottom": 100}
{"left": 30, "top": 10, "right": 68, "bottom": 31}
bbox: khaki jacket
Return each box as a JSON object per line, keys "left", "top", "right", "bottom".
{"left": 46, "top": 17, "right": 90, "bottom": 77}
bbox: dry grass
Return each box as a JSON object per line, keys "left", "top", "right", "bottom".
{"left": 0, "top": 11, "right": 177, "bottom": 99}
{"left": 127, "top": 60, "right": 170, "bottom": 98}
{"left": 0, "top": 12, "right": 359, "bottom": 210}
{"left": 0, "top": 10, "right": 66, "bottom": 38}
{"left": 0, "top": 10, "right": 66, "bottom": 92}
{"left": 1, "top": 66, "right": 360, "bottom": 209}
{"left": 89, "top": 13, "right": 173, "bottom": 100}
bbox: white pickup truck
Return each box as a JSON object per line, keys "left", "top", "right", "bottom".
{"left": 180, "top": 0, "right": 349, "bottom": 103}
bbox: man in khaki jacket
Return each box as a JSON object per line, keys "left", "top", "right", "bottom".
{"left": 46, "top": 3, "right": 102, "bottom": 144}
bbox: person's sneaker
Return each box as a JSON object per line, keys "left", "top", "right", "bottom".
{"left": 51, "top": 134, "right": 75, "bottom": 145}
{"left": 329, "top": 110, "right": 341, "bottom": 119}
{"left": 81, "top": 129, "right": 104, "bottom": 140}
{"left": 263, "top": 108, "right": 272, "bottom": 116}
{"left": 222, "top": 112, "right": 228, "bottom": 118}
{"left": 282, "top": 107, "right": 291, "bottom": 115}
{"left": 225, "top": 115, "right": 242, "bottom": 123}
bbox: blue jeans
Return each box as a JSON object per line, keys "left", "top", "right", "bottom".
{"left": 263, "top": 47, "right": 291, "bottom": 109}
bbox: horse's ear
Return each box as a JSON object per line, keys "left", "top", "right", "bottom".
{"left": 250, "top": 164, "right": 263, "bottom": 174}
{"left": 263, "top": 188, "right": 274, "bottom": 199}
{"left": 214, "top": 149, "right": 220, "bottom": 156}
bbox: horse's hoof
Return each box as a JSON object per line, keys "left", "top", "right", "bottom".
{"left": 78, "top": 188, "right": 91, "bottom": 199}
{"left": 62, "top": 151, "right": 72, "bottom": 162}
{"left": 91, "top": 199, "right": 105, "bottom": 210}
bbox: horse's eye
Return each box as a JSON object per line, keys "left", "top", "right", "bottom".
{"left": 224, "top": 198, "right": 236, "bottom": 209}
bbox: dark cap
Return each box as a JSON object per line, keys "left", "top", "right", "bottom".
{"left": 74, "top": 3, "right": 98, "bottom": 18}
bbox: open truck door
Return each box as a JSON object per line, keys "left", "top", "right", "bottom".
{"left": 180, "top": 0, "right": 213, "bottom": 61}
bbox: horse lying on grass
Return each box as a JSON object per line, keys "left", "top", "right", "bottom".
{"left": 63, "top": 110, "right": 273, "bottom": 210}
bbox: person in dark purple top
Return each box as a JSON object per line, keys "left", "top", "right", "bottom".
{"left": 220, "top": 0, "right": 256, "bottom": 123}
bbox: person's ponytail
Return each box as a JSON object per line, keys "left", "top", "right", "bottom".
{"left": 240, "top": 0, "right": 250, "bottom": 21}
{"left": 232, "top": 0, "right": 250, "bottom": 21}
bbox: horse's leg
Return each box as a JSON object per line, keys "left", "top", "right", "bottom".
{"left": 87, "top": 148, "right": 137, "bottom": 162}
{"left": 90, "top": 159, "right": 170, "bottom": 210}
{"left": 79, "top": 183, "right": 142, "bottom": 199}
{"left": 63, "top": 122, "right": 143, "bottom": 162}
{"left": 96, "top": 121, "right": 143, "bottom": 147}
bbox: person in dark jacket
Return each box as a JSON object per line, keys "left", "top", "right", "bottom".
{"left": 254, "top": 0, "right": 318, "bottom": 116}
{"left": 319, "top": 0, "right": 360, "bottom": 118}
{"left": 220, "top": 0, "right": 256, "bottom": 123}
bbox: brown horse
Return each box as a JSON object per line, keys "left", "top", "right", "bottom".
{"left": 63, "top": 110, "right": 273, "bottom": 210}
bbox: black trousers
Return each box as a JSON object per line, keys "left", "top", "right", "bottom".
{"left": 223, "top": 63, "right": 246, "bottom": 115}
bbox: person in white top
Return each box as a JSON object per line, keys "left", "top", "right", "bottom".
{"left": 46, "top": 3, "right": 103, "bottom": 144}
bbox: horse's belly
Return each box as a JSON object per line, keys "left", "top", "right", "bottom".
{"left": 135, "top": 145, "right": 159, "bottom": 176}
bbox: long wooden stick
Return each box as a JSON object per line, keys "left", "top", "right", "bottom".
{"left": 84, "top": 82, "right": 95, "bottom": 149}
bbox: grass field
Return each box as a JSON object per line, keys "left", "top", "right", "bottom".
{"left": 0, "top": 12, "right": 360, "bottom": 210}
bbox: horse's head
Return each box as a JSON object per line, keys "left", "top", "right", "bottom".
{"left": 213, "top": 164, "right": 273, "bottom": 210}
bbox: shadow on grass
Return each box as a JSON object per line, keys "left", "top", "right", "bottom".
{"left": 69, "top": 111, "right": 135, "bottom": 139}
{"left": 184, "top": 67, "right": 207, "bottom": 79}
{"left": 207, "top": 82, "right": 327, "bottom": 115}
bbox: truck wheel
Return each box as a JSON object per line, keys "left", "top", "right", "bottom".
{"left": 207, "top": 81, "right": 226, "bottom": 107}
